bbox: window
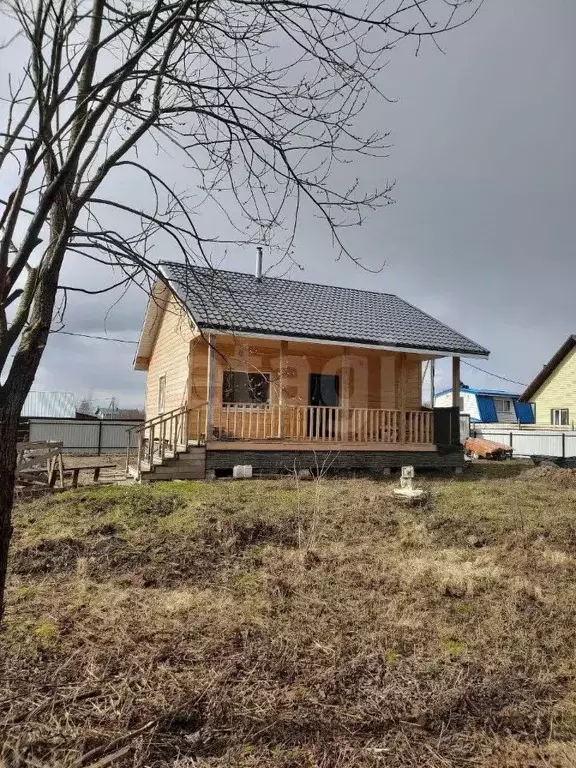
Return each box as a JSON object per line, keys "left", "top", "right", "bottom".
{"left": 551, "top": 408, "right": 569, "bottom": 426}
{"left": 223, "top": 371, "right": 270, "bottom": 405}
{"left": 494, "top": 398, "right": 512, "bottom": 413}
{"left": 158, "top": 375, "right": 166, "bottom": 414}
{"left": 459, "top": 396, "right": 465, "bottom": 411}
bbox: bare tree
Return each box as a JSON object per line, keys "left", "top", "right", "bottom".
{"left": 77, "top": 390, "right": 95, "bottom": 415}
{"left": 0, "top": 0, "right": 483, "bottom": 619}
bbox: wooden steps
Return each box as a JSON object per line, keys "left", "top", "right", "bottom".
{"left": 130, "top": 445, "right": 206, "bottom": 483}
{"left": 127, "top": 407, "right": 206, "bottom": 482}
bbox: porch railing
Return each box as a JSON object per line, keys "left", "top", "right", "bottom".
{"left": 207, "top": 405, "right": 433, "bottom": 445}
{"left": 127, "top": 404, "right": 434, "bottom": 476}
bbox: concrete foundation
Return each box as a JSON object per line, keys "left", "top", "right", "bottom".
{"left": 205, "top": 447, "right": 463, "bottom": 475}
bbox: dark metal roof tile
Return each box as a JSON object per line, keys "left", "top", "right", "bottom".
{"left": 160, "top": 262, "right": 489, "bottom": 357}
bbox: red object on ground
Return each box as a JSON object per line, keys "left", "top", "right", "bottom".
{"left": 464, "top": 437, "right": 512, "bottom": 460}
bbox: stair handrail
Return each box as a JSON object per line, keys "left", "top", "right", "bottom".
{"left": 125, "top": 403, "right": 207, "bottom": 477}
{"left": 132, "top": 405, "right": 188, "bottom": 435}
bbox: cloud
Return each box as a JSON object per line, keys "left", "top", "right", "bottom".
{"left": 16, "top": 0, "right": 576, "bottom": 408}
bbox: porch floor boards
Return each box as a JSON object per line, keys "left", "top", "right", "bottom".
{"left": 205, "top": 440, "right": 437, "bottom": 452}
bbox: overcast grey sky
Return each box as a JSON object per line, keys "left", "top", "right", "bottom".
{"left": 32, "top": 0, "right": 576, "bottom": 407}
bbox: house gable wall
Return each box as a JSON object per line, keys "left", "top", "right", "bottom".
{"left": 531, "top": 346, "right": 576, "bottom": 426}
{"left": 145, "top": 296, "right": 197, "bottom": 419}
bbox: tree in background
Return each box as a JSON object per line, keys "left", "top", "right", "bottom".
{"left": 77, "top": 391, "right": 95, "bottom": 416}
{"left": 0, "top": 0, "right": 483, "bottom": 620}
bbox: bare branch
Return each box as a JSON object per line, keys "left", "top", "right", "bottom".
{"left": 0, "top": 0, "right": 483, "bottom": 620}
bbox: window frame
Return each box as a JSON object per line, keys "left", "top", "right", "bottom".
{"left": 494, "top": 397, "right": 512, "bottom": 413}
{"left": 551, "top": 408, "right": 569, "bottom": 426}
{"left": 222, "top": 371, "right": 271, "bottom": 406}
{"left": 157, "top": 374, "right": 166, "bottom": 414}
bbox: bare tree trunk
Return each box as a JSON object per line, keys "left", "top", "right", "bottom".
{"left": 0, "top": 400, "right": 20, "bottom": 625}
{"left": 0, "top": 237, "right": 68, "bottom": 622}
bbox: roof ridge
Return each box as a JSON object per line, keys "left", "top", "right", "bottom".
{"left": 160, "top": 263, "right": 486, "bottom": 351}
{"left": 437, "top": 387, "right": 520, "bottom": 396}
{"left": 158, "top": 260, "right": 398, "bottom": 299}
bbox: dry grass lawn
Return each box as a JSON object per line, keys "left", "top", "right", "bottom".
{"left": 2, "top": 463, "right": 576, "bottom": 767}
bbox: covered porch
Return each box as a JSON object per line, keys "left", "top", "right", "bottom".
{"left": 189, "top": 336, "right": 463, "bottom": 451}
{"left": 128, "top": 348, "right": 463, "bottom": 479}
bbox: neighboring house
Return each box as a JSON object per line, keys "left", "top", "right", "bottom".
{"left": 434, "top": 386, "right": 534, "bottom": 425}
{"left": 95, "top": 407, "right": 145, "bottom": 421}
{"left": 130, "top": 260, "right": 489, "bottom": 480}
{"left": 22, "top": 391, "right": 76, "bottom": 419}
{"left": 520, "top": 335, "right": 576, "bottom": 427}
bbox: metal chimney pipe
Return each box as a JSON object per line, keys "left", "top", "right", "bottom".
{"left": 256, "top": 246, "right": 263, "bottom": 281}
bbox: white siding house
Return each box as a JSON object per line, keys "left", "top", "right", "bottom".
{"left": 435, "top": 389, "right": 481, "bottom": 421}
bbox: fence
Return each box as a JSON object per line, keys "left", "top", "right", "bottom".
{"left": 28, "top": 418, "right": 141, "bottom": 455}
{"left": 472, "top": 426, "right": 576, "bottom": 459}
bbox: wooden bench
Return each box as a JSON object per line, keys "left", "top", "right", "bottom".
{"left": 17, "top": 441, "right": 64, "bottom": 490}
{"left": 59, "top": 462, "right": 117, "bottom": 489}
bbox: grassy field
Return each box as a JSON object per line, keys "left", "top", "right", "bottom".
{"left": 2, "top": 463, "right": 576, "bottom": 767}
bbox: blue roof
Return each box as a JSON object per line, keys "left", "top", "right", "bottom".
{"left": 477, "top": 394, "right": 498, "bottom": 422}
{"left": 514, "top": 400, "right": 534, "bottom": 424}
{"left": 436, "top": 386, "right": 521, "bottom": 398}
{"left": 435, "top": 386, "right": 534, "bottom": 423}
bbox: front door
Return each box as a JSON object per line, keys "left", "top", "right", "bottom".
{"left": 308, "top": 374, "right": 339, "bottom": 437}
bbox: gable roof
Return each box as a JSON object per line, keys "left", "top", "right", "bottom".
{"left": 520, "top": 335, "right": 576, "bottom": 402}
{"left": 436, "top": 386, "right": 520, "bottom": 399}
{"left": 152, "top": 261, "right": 488, "bottom": 358}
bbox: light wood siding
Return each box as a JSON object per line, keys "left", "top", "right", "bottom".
{"left": 187, "top": 336, "right": 423, "bottom": 416}
{"left": 145, "top": 297, "right": 196, "bottom": 419}
{"left": 531, "top": 346, "right": 576, "bottom": 426}
{"left": 189, "top": 337, "right": 210, "bottom": 408}
{"left": 405, "top": 357, "right": 422, "bottom": 409}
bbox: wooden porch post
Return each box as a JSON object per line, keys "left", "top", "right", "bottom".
{"left": 452, "top": 356, "right": 461, "bottom": 409}
{"left": 341, "top": 347, "right": 350, "bottom": 441}
{"left": 186, "top": 340, "right": 193, "bottom": 443}
{"left": 451, "top": 356, "right": 461, "bottom": 447}
{"left": 205, "top": 334, "right": 216, "bottom": 439}
{"left": 398, "top": 353, "right": 407, "bottom": 443}
{"left": 278, "top": 340, "right": 287, "bottom": 437}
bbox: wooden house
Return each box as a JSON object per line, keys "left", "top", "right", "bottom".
{"left": 520, "top": 335, "right": 576, "bottom": 427}
{"left": 128, "top": 260, "right": 489, "bottom": 480}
